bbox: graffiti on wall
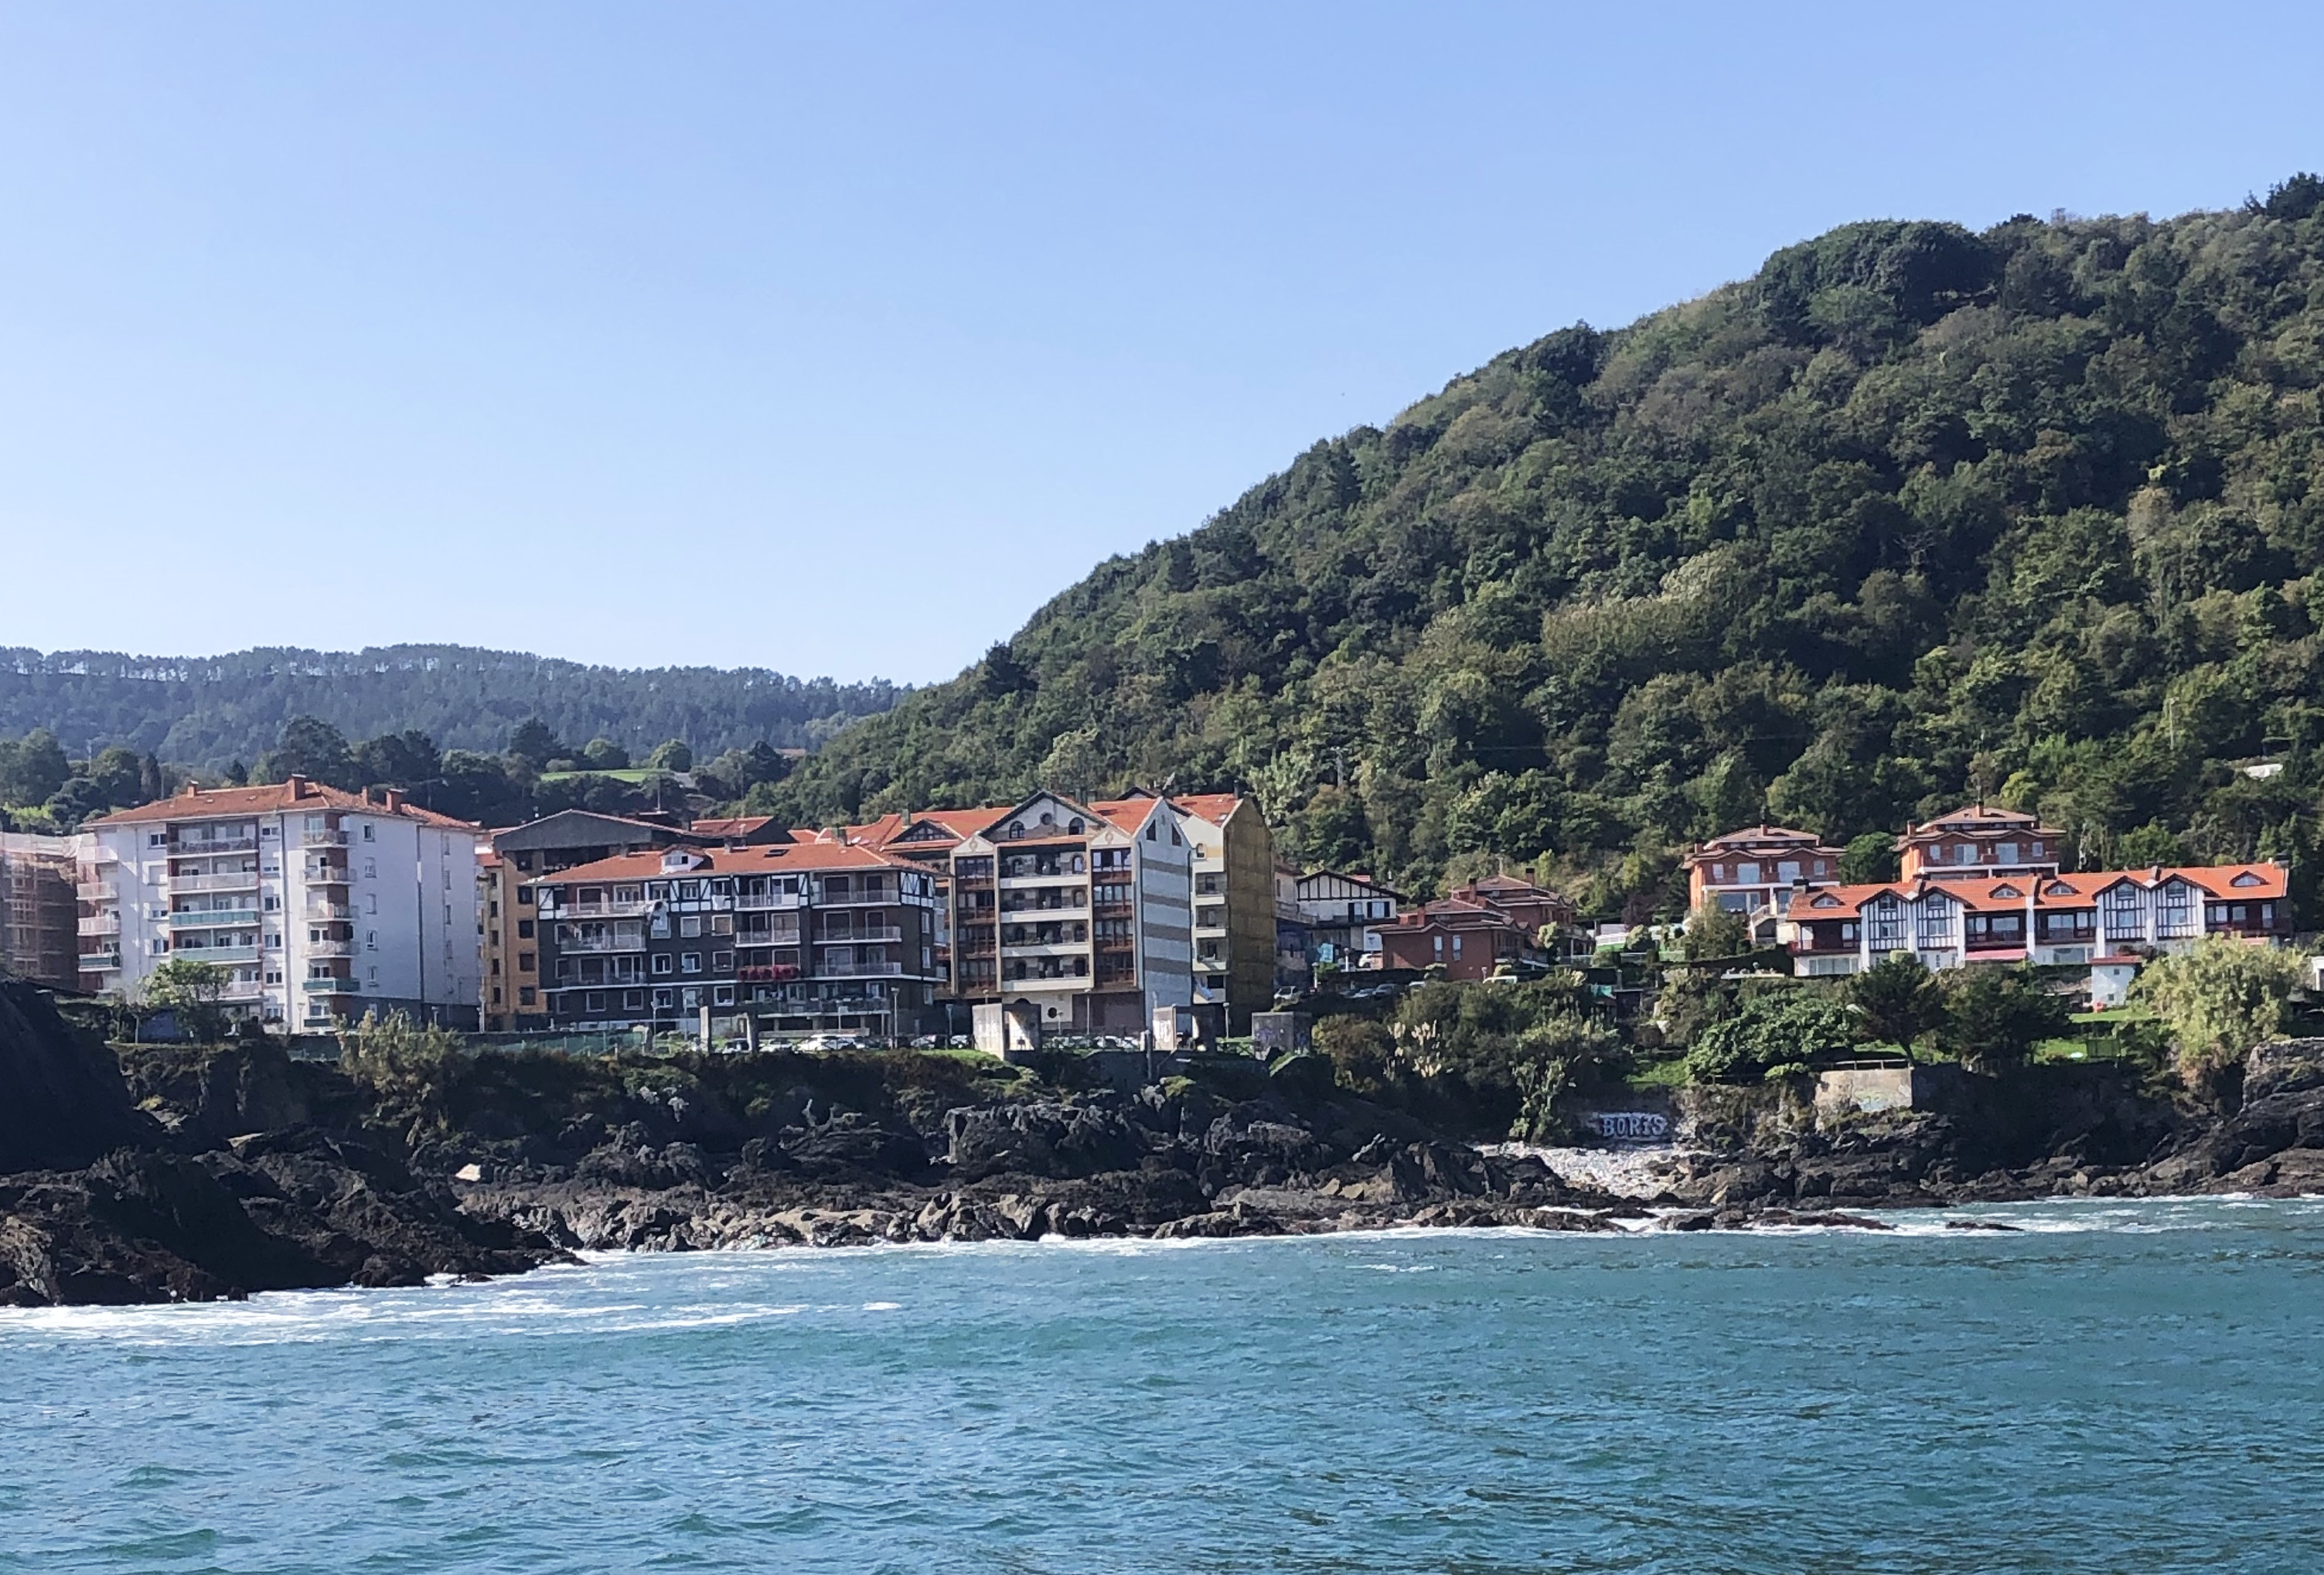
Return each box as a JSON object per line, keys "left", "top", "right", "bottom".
{"left": 1584, "top": 1110, "right": 1669, "bottom": 1142}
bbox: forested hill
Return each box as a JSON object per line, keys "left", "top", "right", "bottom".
{"left": 757, "top": 178, "right": 2324, "bottom": 919}
{"left": 0, "top": 646, "right": 903, "bottom": 770}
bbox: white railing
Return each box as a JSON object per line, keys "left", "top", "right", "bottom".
{"left": 77, "top": 915, "right": 121, "bottom": 936}
{"left": 818, "top": 926, "right": 904, "bottom": 945}
{"left": 78, "top": 951, "right": 121, "bottom": 970}
{"left": 172, "top": 871, "right": 260, "bottom": 892}
{"left": 307, "top": 902, "right": 353, "bottom": 920}
{"left": 544, "top": 898, "right": 653, "bottom": 919}
{"left": 305, "top": 865, "right": 353, "bottom": 883}
{"left": 180, "top": 945, "right": 260, "bottom": 966}
{"left": 306, "top": 939, "right": 357, "bottom": 957}
{"left": 735, "top": 892, "right": 801, "bottom": 911}
{"left": 168, "top": 909, "right": 260, "bottom": 928}
{"left": 815, "top": 961, "right": 905, "bottom": 977}
{"left": 561, "top": 934, "right": 647, "bottom": 954}
{"left": 299, "top": 830, "right": 349, "bottom": 847}
{"left": 75, "top": 881, "right": 114, "bottom": 902}
{"left": 172, "top": 836, "right": 258, "bottom": 854}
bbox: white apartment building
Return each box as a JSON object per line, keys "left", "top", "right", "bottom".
{"left": 81, "top": 776, "right": 484, "bottom": 1031}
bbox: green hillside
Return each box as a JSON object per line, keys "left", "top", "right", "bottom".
{"left": 0, "top": 645, "right": 903, "bottom": 771}
{"left": 756, "top": 178, "right": 2324, "bottom": 919}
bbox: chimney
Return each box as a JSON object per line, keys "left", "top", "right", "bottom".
{"left": 285, "top": 774, "right": 311, "bottom": 799}
{"left": 383, "top": 789, "right": 404, "bottom": 812}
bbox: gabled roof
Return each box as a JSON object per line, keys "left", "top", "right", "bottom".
{"left": 542, "top": 839, "right": 925, "bottom": 885}
{"left": 89, "top": 777, "right": 478, "bottom": 830}
{"left": 1687, "top": 825, "right": 1841, "bottom": 863}
{"left": 490, "top": 807, "right": 704, "bottom": 852}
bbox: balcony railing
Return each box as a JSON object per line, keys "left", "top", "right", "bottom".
{"left": 301, "top": 977, "right": 355, "bottom": 993}
{"left": 172, "top": 836, "right": 257, "bottom": 854}
{"left": 814, "top": 888, "right": 899, "bottom": 907}
{"left": 172, "top": 871, "right": 261, "bottom": 892}
{"left": 734, "top": 891, "right": 801, "bottom": 911}
{"left": 307, "top": 902, "right": 353, "bottom": 921}
{"left": 816, "top": 926, "right": 904, "bottom": 945}
{"left": 1000, "top": 893, "right": 1087, "bottom": 913}
{"left": 77, "top": 915, "right": 121, "bottom": 936}
{"left": 180, "top": 944, "right": 261, "bottom": 966}
{"left": 75, "top": 881, "right": 114, "bottom": 902}
{"left": 78, "top": 952, "right": 122, "bottom": 970}
{"left": 168, "top": 908, "right": 261, "bottom": 929}
{"left": 544, "top": 898, "right": 653, "bottom": 919}
{"left": 814, "top": 961, "right": 905, "bottom": 977}
{"left": 299, "top": 829, "right": 349, "bottom": 847}
{"left": 562, "top": 934, "right": 647, "bottom": 954}
{"left": 218, "top": 981, "right": 267, "bottom": 1001}
{"left": 306, "top": 939, "right": 357, "bottom": 957}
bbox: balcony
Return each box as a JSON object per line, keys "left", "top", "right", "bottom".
{"left": 306, "top": 939, "right": 357, "bottom": 958}
{"left": 75, "top": 881, "right": 114, "bottom": 902}
{"left": 545, "top": 898, "right": 653, "bottom": 919}
{"left": 814, "top": 960, "right": 905, "bottom": 977}
{"left": 734, "top": 891, "right": 801, "bottom": 911}
{"left": 307, "top": 902, "right": 353, "bottom": 921}
{"left": 168, "top": 908, "right": 260, "bottom": 929}
{"left": 218, "top": 980, "right": 267, "bottom": 1002}
{"left": 1000, "top": 892, "right": 1087, "bottom": 914}
{"left": 179, "top": 943, "right": 261, "bottom": 966}
{"left": 816, "top": 926, "right": 904, "bottom": 946}
{"left": 172, "top": 870, "right": 261, "bottom": 892}
{"left": 77, "top": 915, "right": 121, "bottom": 936}
{"left": 172, "top": 836, "right": 257, "bottom": 854}
{"left": 814, "top": 888, "right": 900, "bottom": 907}
{"left": 78, "top": 951, "right": 122, "bottom": 971}
{"left": 301, "top": 977, "right": 356, "bottom": 994}
{"left": 305, "top": 866, "right": 353, "bottom": 885}
{"left": 562, "top": 933, "right": 647, "bottom": 954}
{"left": 299, "top": 829, "right": 349, "bottom": 847}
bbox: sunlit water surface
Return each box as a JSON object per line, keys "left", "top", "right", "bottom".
{"left": 5, "top": 1197, "right": 2322, "bottom": 1573}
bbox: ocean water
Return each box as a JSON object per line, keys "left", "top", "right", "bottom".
{"left": 5, "top": 1199, "right": 2323, "bottom": 1573}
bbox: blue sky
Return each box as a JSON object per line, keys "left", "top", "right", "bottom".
{"left": 2, "top": 2, "right": 2318, "bottom": 684}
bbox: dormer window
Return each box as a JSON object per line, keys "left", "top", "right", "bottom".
{"left": 2231, "top": 871, "right": 2264, "bottom": 888}
{"left": 1068, "top": 818, "right": 1083, "bottom": 834}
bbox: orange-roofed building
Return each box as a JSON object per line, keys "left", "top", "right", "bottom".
{"left": 80, "top": 775, "right": 485, "bottom": 1032}
{"left": 531, "top": 839, "right": 946, "bottom": 1039}
{"left": 1896, "top": 803, "right": 2065, "bottom": 882}
{"left": 1682, "top": 826, "right": 1845, "bottom": 915}
{"left": 1778, "top": 857, "right": 2292, "bottom": 1007}
{"left": 1093, "top": 791, "right": 1273, "bottom": 1031}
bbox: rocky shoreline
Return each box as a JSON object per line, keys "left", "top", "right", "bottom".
{"left": 5, "top": 976, "right": 2322, "bottom": 1307}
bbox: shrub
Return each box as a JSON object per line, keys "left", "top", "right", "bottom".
{"left": 2133, "top": 938, "right": 2305, "bottom": 1089}
{"left": 1933, "top": 966, "right": 2071, "bottom": 1071}
{"left": 1685, "top": 992, "right": 1854, "bottom": 1084}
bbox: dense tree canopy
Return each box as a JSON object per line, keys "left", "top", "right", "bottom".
{"left": 759, "top": 186, "right": 2324, "bottom": 920}
{"left": 0, "top": 643, "right": 902, "bottom": 771}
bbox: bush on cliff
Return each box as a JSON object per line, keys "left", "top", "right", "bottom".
{"left": 2133, "top": 938, "right": 2306, "bottom": 1090}
{"left": 1847, "top": 954, "right": 1947, "bottom": 1052}
{"left": 1685, "top": 992, "right": 1853, "bottom": 1084}
{"left": 1932, "top": 966, "right": 2073, "bottom": 1072}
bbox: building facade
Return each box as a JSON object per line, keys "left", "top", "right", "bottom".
{"left": 81, "top": 778, "right": 484, "bottom": 1030}
{"left": 481, "top": 810, "right": 707, "bottom": 1031}
{"left": 948, "top": 792, "right": 1194, "bottom": 1035}
{"left": 1896, "top": 803, "right": 2063, "bottom": 882}
{"left": 1682, "top": 826, "right": 1845, "bottom": 914}
{"left": 1093, "top": 793, "right": 1272, "bottom": 1031}
{"left": 1377, "top": 875, "right": 1576, "bottom": 982}
{"left": 532, "top": 838, "right": 945, "bottom": 1038}
{"left": 1294, "top": 869, "right": 1406, "bottom": 970}
{"left": 1, "top": 831, "right": 84, "bottom": 989}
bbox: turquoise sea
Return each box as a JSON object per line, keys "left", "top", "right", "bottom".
{"left": 4, "top": 1197, "right": 2322, "bottom": 1573}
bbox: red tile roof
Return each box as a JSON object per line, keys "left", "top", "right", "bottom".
{"left": 542, "top": 840, "right": 924, "bottom": 886}
{"left": 87, "top": 778, "right": 479, "bottom": 830}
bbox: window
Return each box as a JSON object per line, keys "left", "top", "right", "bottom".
{"left": 517, "top": 919, "right": 534, "bottom": 939}
{"left": 652, "top": 953, "right": 674, "bottom": 975}
{"left": 713, "top": 984, "right": 736, "bottom": 1007}
{"left": 681, "top": 952, "right": 702, "bottom": 973}
{"left": 363, "top": 859, "right": 377, "bottom": 878}
{"left": 1451, "top": 935, "right": 1463, "bottom": 956}
{"left": 518, "top": 986, "right": 537, "bottom": 1006}
{"left": 518, "top": 950, "right": 535, "bottom": 973}
{"left": 680, "top": 987, "right": 700, "bottom": 1010}
{"left": 624, "top": 990, "right": 646, "bottom": 1010}
{"left": 361, "top": 824, "right": 374, "bottom": 842}
{"left": 1997, "top": 844, "right": 2019, "bottom": 866}
{"left": 1147, "top": 823, "right": 1157, "bottom": 840}
{"left": 265, "top": 932, "right": 281, "bottom": 949}
{"left": 585, "top": 990, "right": 606, "bottom": 1013}
{"left": 653, "top": 989, "right": 676, "bottom": 1010}
{"left": 518, "top": 886, "right": 534, "bottom": 906}
{"left": 711, "top": 950, "right": 734, "bottom": 972}
{"left": 365, "top": 929, "right": 379, "bottom": 950}
{"left": 680, "top": 915, "right": 702, "bottom": 938}
{"left": 263, "top": 895, "right": 280, "bottom": 912}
